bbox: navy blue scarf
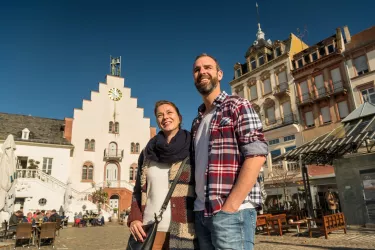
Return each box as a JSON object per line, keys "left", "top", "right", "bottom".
{"left": 144, "top": 129, "right": 191, "bottom": 164}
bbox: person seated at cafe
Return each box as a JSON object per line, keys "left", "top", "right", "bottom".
{"left": 9, "top": 210, "right": 22, "bottom": 232}
{"left": 48, "top": 209, "right": 59, "bottom": 222}
{"left": 44, "top": 211, "right": 51, "bottom": 222}
{"left": 22, "top": 212, "right": 34, "bottom": 223}
{"left": 81, "top": 213, "right": 88, "bottom": 227}
{"left": 33, "top": 209, "right": 40, "bottom": 219}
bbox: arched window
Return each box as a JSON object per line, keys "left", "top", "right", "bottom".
{"left": 82, "top": 162, "right": 94, "bottom": 181}
{"left": 136, "top": 143, "right": 140, "bottom": 153}
{"left": 84, "top": 139, "right": 89, "bottom": 150}
{"left": 90, "top": 139, "right": 95, "bottom": 151}
{"left": 109, "top": 121, "right": 113, "bottom": 132}
{"left": 129, "top": 167, "right": 134, "bottom": 181}
{"left": 115, "top": 122, "right": 119, "bottom": 133}
{"left": 108, "top": 142, "right": 117, "bottom": 156}
{"left": 264, "top": 98, "right": 276, "bottom": 125}
{"left": 131, "top": 143, "right": 135, "bottom": 153}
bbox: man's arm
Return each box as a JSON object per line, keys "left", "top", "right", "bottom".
{"left": 222, "top": 156, "right": 265, "bottom": 212}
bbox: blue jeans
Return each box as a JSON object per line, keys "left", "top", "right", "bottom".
{"left": 195, "top": 208, "right": 257, "bottom": 250}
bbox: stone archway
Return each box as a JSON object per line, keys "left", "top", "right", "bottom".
{"left": 109, "top": 194, "right": 120, "bottom": 211}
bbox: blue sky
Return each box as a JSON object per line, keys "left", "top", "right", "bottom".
{"left": 0, "top": 0, "right": 374, "bottom": 129}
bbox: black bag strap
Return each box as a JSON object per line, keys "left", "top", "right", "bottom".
{"left": 156, "top": 156, "right": 189, "bottom": 220}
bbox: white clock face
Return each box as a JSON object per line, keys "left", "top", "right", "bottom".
{"left": 108, "top": 88, "right": 122, "bottom": 101}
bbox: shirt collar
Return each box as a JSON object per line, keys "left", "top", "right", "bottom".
{"left": 197, "top": 91, "right": 228, "bottom": 114}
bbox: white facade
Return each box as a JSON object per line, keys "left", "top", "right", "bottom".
{"left": 0, "top": 139, "right": 72, "bottom": 213}
{"left": 69, "top": 75, "right": 152, "bottom": 191}
{"left": 12, "top": 142, "right": 72, "bottom": 182}
{"left": 1, "top": 73, "right": 154, "bottom": 220}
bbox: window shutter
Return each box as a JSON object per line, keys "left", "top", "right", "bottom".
{"left": 353, "top": 56, "right": 368, "bottom": 73}
{"left": 321, "top": 107, "right": 331, "bottom": 123}
{"left": 88, "top": 167, "right": 93, "bottom": 180}
{"left": 267, "top": 107, "right": 275, "bottom": 123}
{"left": 330, "top": 68, "right": 342, "bottom": 83}
{"left": 314, "top": 75, "right": 324, "bottom": 91}
{"left": 250, "top": 85, "right": 258, "bottom": 100}
{"left": 278, "top": 71, "right": 287, "bottom": 84}
{"left": 300, "top": 81, "right": 309, "bottom": 101}
{"left": 82, "top": 166, "right": 87, "bottom": 180}
{"left": 338, "top": 101, "right": 349, "bottom": 119}
{"left": 305, "top": 111, "right": 314, "bottom": 126}
{"left": 263, "top": 79, "right": 271, "bottom": 94}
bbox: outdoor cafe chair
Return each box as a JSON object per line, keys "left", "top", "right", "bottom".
{"left": 37, "top": 222, "right": 56, "bottom": 249}
{"left": 14, "top": 222, "right": 33, "bottom": 249}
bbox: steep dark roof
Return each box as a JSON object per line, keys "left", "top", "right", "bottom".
{"left": 0, "top": 112, "right": 72, "bottom": 145}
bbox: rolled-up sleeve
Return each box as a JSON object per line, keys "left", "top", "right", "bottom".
{"left": 233, "top": 99, "right": 268, "bottom": 157}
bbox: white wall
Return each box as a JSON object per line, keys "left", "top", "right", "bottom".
{"left": 70, "top": 75, "right": 151, "bottom": 191}
{"left": 0, "top": 142, "right": 71, "bottom": 183}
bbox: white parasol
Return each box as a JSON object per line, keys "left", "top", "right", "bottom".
{"left": 0, "top": 135, "right": 17, "bottom": 221}
{"left": 64, "top": 178, "right": 72, "bottom": 213}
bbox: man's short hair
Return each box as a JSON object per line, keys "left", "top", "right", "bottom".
{"left": 194, "top": 53, "right": 221, "bottom": 71}
{"left": 41, "top": 210, "right": 45, "bottom": 213}
{"left": 52, "top": 209, "right": 56, "bottom": 213}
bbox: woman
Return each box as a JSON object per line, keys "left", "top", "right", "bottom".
{"left": 127, "top": 100, "right": 198, "bottom": 250}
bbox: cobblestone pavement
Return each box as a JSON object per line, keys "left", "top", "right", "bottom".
{"left": 51, "top": 223, "right": 375, "bottom": 250}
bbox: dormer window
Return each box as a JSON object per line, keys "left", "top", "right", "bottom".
{"left": 297, "top": 59, "right": 303, "bottom": 68}
{"left": 312, "top": 52, "right": 318, "bottom": 61}
{"left": 258, "top": 54, "right": 265, "bottom": 66}
{"left": 275, "top": 47, "right": 281, "bottom": 57}
{"left": 327, "top": 44, "right": 335, "bottom": 54}
{"left": 250, "top": 57, "right": 256, "bottom": 70}
{"left": 22, "top": 128, "right": 30, "bottom": 140}
{"left": 235, "top": 68, "right": 241, "bottom": 78}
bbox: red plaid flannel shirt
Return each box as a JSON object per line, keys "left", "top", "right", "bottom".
{"left": 191, "top": 91, "right": 268, "bottom": 216}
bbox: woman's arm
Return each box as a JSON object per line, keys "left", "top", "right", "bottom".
{"left": 127, "top": 151, "right": 144, "bottom": 227}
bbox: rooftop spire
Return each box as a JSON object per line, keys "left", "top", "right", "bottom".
{"left": 255, "top": 2, "right": 265, "bottom": 41}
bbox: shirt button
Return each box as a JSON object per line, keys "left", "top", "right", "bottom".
{"left": 172, "top": 204, "right": 176, "bottom": 208}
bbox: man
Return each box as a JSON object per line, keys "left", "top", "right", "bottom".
{"left": 191, "top": 54, "right": 268, "bottom": 250}
{"left": 48, "top": 209, "right": 59, "bottom": 222}
{"left": 8, "top": 210, "right": 22, "bottom": 232}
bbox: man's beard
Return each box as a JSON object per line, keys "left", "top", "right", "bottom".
{"left": 195, "top": 75, "right": 219, "bottom": 96}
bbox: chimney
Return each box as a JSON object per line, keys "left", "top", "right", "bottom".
{"left": 343, "top": 26, "right": 351, "bottom": 44}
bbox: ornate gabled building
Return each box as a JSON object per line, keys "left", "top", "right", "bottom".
{"left": 291, "top": 27, "right": 354, "bottom": 142}
{"left": 0, "top": 57, "right": 156, "bottom": 219}
{"left": 229, "top": 23, "right": 307, "bottom": 180}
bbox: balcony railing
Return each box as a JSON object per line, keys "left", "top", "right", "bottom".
{"left": 103, "top": 149, "right": 124, "bottom": 161}
{"left": 296, "top": 92, "right": 314, "bottom": 105}
{"left": 273, "top": 82, "right": 289, "bottom": 97}
{"left": 272, "top": 163, "right": 284, "bottom": 171}
{"left": 287, "top": 162, "right": 300, "bottom": 173}
{"left": 263, "top": 113, "right": 297, "bottom": 131}
{"left": 331, "top": 80, "right": 345, "bottom": 94}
